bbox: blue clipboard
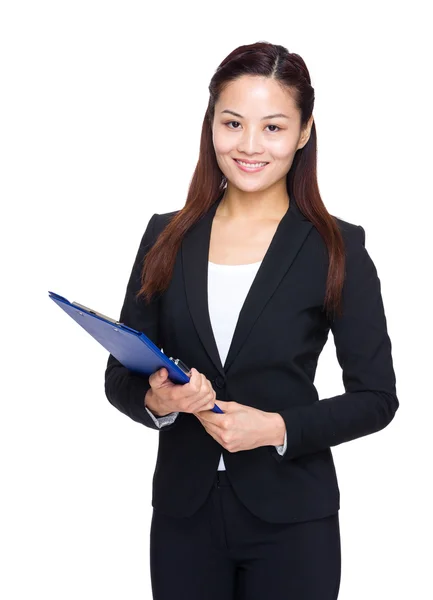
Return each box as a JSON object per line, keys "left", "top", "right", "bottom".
{"left": 48, "top": 291, "right": 223, "bottom": 414}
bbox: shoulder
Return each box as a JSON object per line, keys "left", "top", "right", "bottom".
{"left": 143, "top": 210, "right": 180, "bottom": 243}
{"left": 151, "top": 210, "right": 180, "bottom": 236}
{"left": 331, "top": 214, "right": 366, "bottom": 247}
{"left": 305, "top": 213, "right": 366, "bottom": 264}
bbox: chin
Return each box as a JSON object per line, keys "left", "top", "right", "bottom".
{"left": 231, "top": 181, "right": 271, "bottom": 193}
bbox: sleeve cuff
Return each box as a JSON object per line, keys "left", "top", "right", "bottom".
{"left": 144, "top": 405, "right": 180, "bottom": 428}
{"left": 275, "top": 428, "right": 288, "bottom": 455}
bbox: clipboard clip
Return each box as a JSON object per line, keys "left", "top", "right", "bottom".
{"left": 160, "top": 348, "right": 191, "bottom": 377}
{"left": 71, "top": 301, "right": 137, "bottom": 333}
{"left": 72, "top": 301, "right": 120, "bottom": 325}
{"left": 169, "top": 357, "right": 191, "bottom": 377}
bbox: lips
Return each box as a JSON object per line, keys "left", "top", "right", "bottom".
{"left": 234, "top": 159, "right": 269, "bottom": 166}
{"left": 233, "top": 158, "right": 269, "bottom": 173}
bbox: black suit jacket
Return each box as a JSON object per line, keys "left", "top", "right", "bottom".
{"left": 104, "top": 192, "right": 399, "bottom": 524}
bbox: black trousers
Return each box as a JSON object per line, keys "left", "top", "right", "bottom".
{"left": 150, "top": 469, "right": 341, "bottom": 600}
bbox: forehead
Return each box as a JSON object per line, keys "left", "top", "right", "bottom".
{"left": 216, "top": 75, "right": 297, "bottom": 114}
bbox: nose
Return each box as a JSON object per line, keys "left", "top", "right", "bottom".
{"left": 236, "top": 127, "right": 265, "bottom": 156}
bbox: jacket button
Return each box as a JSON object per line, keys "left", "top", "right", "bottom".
{"left": 214, "top": 376, "right": 225, "bottom": 389}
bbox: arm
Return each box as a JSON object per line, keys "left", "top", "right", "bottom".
{"left": 104, "top": 213, "right": 181, "bottom": 432}
{"left": 271, "top": 225, "right": 399, "bottom": 463}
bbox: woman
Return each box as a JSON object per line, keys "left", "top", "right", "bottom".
{"left": 105, "top": 41, "right": 399, "bottom": 600}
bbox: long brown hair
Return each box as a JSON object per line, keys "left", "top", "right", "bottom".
{"left": 137, "top": 41, "right": 346, "bottom": 321}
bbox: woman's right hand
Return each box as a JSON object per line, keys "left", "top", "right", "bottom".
{"left": 147, "top": 367, "right": 217, "bottom": 415}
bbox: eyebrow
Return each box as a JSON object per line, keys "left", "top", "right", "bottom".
{"left": 220, "top": 109, "right": 290, "bottom": 120}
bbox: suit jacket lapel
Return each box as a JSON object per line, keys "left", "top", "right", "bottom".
{"left": 181, "top": 192, "right": 313, "bottom": 377}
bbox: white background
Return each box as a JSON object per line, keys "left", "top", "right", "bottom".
{"left": 1, "top": 1, "right": 431, "bottom": 598}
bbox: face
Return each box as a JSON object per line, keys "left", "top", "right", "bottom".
{"left": 212, "top": 75, "right": 313, "bottom": 194}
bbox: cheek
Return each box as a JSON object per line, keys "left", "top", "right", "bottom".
{"left": 213, "top": 134, "right": 233, "bottom": 156}
{"left": 269, "top": 138, "right": 297, "bottom": 160}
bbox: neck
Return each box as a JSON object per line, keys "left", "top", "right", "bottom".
{"left": 217, "top": 184, "right": 290, "bottom": 221}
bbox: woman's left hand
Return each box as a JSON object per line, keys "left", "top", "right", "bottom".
{"left": 193, "top": 401, "right": 277, "bottom": 452}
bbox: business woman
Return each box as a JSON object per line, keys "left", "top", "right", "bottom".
{"left": 104, "top": 42, "right": 399, "bottom": 600}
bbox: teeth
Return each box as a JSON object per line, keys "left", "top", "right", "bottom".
{"left": 236, "top": 160, "right": 267, "bottom": 168}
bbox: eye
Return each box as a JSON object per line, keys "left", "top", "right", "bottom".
{"left": 224, "top": 121, "right": 281, "bottom": 133}
{"left": 225, "top": 121, "right": 241, "bottom": 129}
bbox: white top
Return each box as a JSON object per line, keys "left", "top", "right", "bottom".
{"left": 145, "top": 260, "right": 288, "bottom": 467}
{"left": 207, "top": 259, "right": 263, "bottom": 369}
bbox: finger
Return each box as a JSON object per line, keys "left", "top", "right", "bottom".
{"left": 188, "top": 368, "right": 202, "bottom": 393}
{"left": 179, "top": 371, "right": 204, "bottom": 405}
{"left": 200, "top": 372, "right": 208, "bottom": 394}
{"left": 219, "top": 400, "right": 235, "bottom": 411}
{"left": 200, "top": 410, "right": 225, "bottom": 426}
{"left": 188, "top": 388, "right": 216, "bottom": 414}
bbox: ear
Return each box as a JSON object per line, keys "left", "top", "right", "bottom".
{"left": 297, "top": 114, "right": 314, "bottom": 150}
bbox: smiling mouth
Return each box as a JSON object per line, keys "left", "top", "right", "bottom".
{"left": 233, "top": 158, "right": 269, "bottom": 171}
{"left": 234, "top": 159, "right": 269, "bottom": 167}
